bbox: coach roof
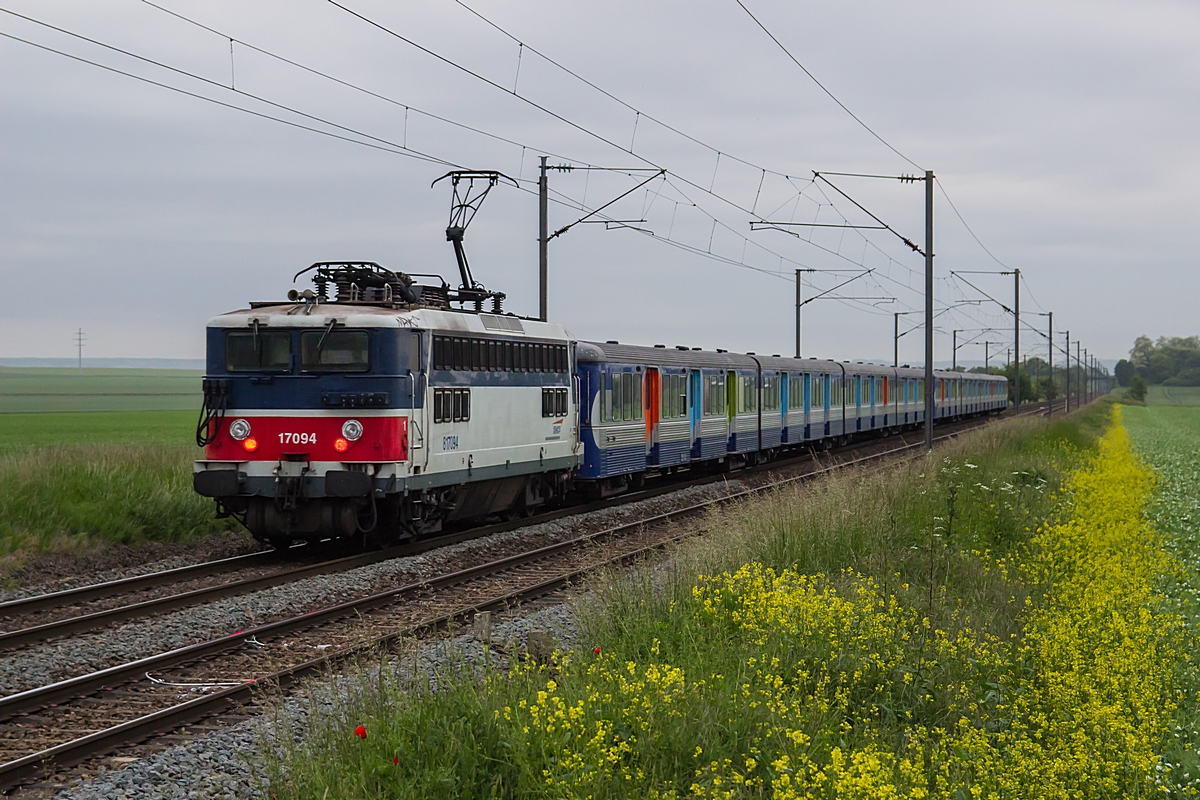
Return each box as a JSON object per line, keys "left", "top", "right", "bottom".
{"left": 578, "top": 341, "right": 758, "bottom": 370}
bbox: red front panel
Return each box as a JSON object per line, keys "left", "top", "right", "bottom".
{"left": 204, "top": 415, "right": 407, "bottom": 462}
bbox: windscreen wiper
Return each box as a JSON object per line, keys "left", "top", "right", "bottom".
{"left": 315, "top": 318, "right": 337, "bottom": 356}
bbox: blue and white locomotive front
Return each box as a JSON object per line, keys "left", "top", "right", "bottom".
{"left": 193, "top": 264, "right": 581, "bottom": 546}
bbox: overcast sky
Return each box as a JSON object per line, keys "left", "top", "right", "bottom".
{"left": 2, "top": 0, "right": 1196, "bottom": 366}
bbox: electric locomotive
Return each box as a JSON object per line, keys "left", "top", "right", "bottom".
{"left": 194, "top": 261, "right": 579, "bottom": 547}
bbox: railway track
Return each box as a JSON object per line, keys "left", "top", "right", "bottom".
{"left": 0, "top": 408, "right": 1033, "bottom": 656}
{"left": 0, "top": 406, "right": 1054, "bottom": 793}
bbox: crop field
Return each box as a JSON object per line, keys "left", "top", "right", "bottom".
{"left": 1124, "top": 403, "right": 1200, "bottom": 794}
{"left": 0, "top": 367, "right": 212, "bottom": 553}
{"left": 266, "top": 400, "right": 1200, "bottom": 799}
{"left": 0, "top": 367, "right": 202, "bottom": 413}
{"left": 1146, "top": 385, "right": 1200, "bottom": 406}
{"left": 0, "top": 410, "right": 196, "bottom": 451}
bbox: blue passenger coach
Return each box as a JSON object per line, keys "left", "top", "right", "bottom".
{"left": 576, "top": 341, "right": 1007, "bottom": 492}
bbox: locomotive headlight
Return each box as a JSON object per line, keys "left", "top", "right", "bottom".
{"left": 228, "top": 419, "right": 251, "bottom": 441}
{"left": 341, "top": 419, "right": 363, "bottom": 442}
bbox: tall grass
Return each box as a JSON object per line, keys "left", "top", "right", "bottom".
{"left": 0, "top": 442, "right": 237, "bottom": 555}
{"left": 264, "top": 403, "right": 1117, "bottom": 798}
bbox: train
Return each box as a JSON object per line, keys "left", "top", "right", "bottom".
{"left": 193, "top": 260, "right": 1009, "bottom": 548}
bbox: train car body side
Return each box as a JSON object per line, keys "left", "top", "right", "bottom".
{"left": 193, "top": 305, "right": 580, "bottom": 545}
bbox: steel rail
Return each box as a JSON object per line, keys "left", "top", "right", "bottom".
{"left": 0, "top": 410, "right": 975, "bottom": 649}
{"left": 0, "top": 549, "right": 285, "bottom": 617}
{"left": 0, "top": 415, "right": 1016, "bottom": 790}
{"left": 0, "top": 451, "right": 786, "bottom": 649}
{"left": 2, "top": 402, "right": 1047, "bottom": 652}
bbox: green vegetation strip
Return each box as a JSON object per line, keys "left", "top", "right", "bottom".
{"left": 1124, "top": 404, "right": 1200, "bottom": 796}
{"left": 0, "top": 410, "right": 196, "bottom": 451}
{"left": 0, "top": 368, "right": 201, "bottom": 413}
{"left": 265, "top": 401, "right": 1194, "bottom": 798}
{"left": 0, "top": 440, "right": 237, "bottom": 556}
{"left": 0, "top": 409, "right": 232, "bottom": 556}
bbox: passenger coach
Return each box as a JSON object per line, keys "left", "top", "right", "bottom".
{"left": 575, "top": 342, "right": 1007, "bottom": 494}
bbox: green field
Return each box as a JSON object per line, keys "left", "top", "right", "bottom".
{"left": 0, "top": 394, "right": 217, "bottom": 553}
{"left": 0, "top": 367, "right": 202, "bottom": 413}
{"left": 1147, "top": 385, "right": 1200, "bottom": 405}
{"left": 1123, "top": 403, "right": 1200, "bottom": 794}
{"left": 0, "top": 410, "right": 198, "bottom": 451}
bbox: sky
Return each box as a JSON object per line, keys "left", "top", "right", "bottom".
{"left": 1, "top": 0, "right": 1196, "bottom": 367}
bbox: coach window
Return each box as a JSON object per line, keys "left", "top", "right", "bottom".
{"left": 299, "top": 329, "right": 369, "bottom": 372}
{"left": 762, "top": 375, "right": 779, "bottom": 412}
{"left": 702, "top": 373, "right": 726, "bottom": 417}
{"left": 737, "top": 375, "right": 752, "bottom": 413}
{"left": 226, "top": 330, "right": 291, "bottom": 373}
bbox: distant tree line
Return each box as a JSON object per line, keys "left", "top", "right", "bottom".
{"left": 1114, "top": 336, "right": 1200, "bottom": 387}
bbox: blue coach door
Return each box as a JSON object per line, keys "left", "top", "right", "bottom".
{"left": 688, "top": 369, "right": 702, "bottom": 453}
{"left": 780, "top": 372, "right": 789, "bottom": 442}
{"left": 803, "top": 373, "right": 811, "bottom": 439}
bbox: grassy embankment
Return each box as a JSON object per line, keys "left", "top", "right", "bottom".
{"left": 266, "top": 398, "right": 1187, "bottom": 798}
{"left": 0, "top": 368, "right": 233, "bottom": 556}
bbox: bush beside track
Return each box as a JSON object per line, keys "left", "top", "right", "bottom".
{"left": 263, "top": 398, "right": 1190, "bottom": 798}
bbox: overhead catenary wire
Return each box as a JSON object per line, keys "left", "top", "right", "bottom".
{"left": 238, "top": 0, "right": 1041, "bottom": 341}
{"left": 7, "top": 3, "right": 1030, "bottom": 342}
{"left": 1, "top": 9, "right": 854, "bottom": 300}
{"left": 458, "top": 0, "right": 1006, "bottom": 312}
{"left": 136, "top": 0, "right": 585, "bottom": 169}
{"left": 136, "top": 1, "right": 891, "bottom": 302}
{"left": 732, "top": 0, "right": 922, "bottom": 171}
{"left": 451, "top": 0, "right": 984, "bottom": 311}
{"left": 0, "top": 8, "right": 462, "bottom": 168}
{"left": 322, "top": 0, "right": 932, "bottom": 283}
{"left": 0, "top": 28, "right": 456, "bottom": 168}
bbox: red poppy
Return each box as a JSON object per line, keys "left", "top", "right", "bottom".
{"left": 593, "top": 647, "right": 601, "bottom": 655}
{"left": 393, "top": 756, "right": 400, "bottom": 765}
{"left": 354, "top": 724, "right": 366, "bottom": 739}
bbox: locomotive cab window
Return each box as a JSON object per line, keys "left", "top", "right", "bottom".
{"left": 226, "top": 330, "right": 291, "bottom": 372}
{"left": 300, "top": 329, "right": 369, "bottom": 372}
